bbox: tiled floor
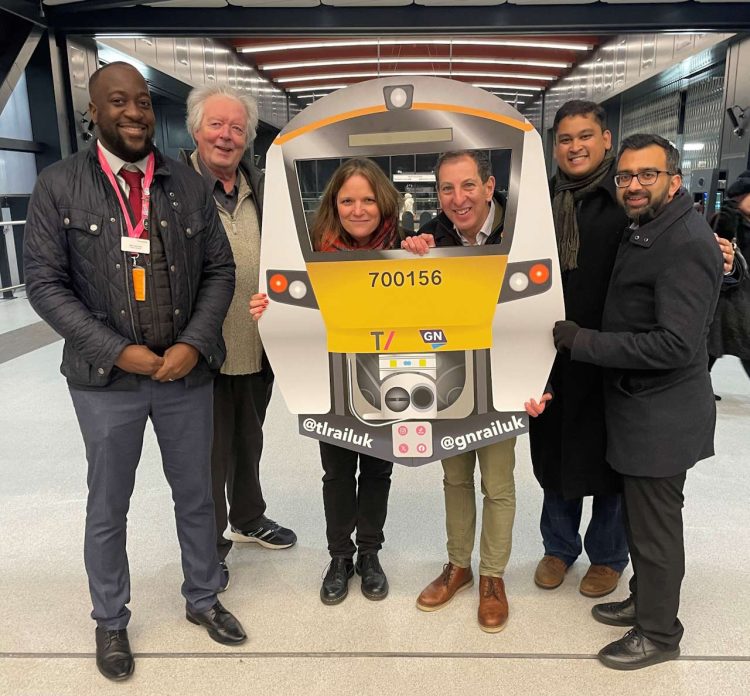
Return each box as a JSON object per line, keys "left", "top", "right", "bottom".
{"left": 2, "top": 293, "right": 749, "bottom": 695}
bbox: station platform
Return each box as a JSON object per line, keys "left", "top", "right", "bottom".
{"left": 1, "top": 293, "right": 748, "bottom": 695}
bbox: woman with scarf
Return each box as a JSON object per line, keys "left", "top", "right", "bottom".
{"left": 250, "top": 158, "right": 402, "bottom": 605}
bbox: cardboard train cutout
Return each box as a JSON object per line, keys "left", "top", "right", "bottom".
{"left": 259, "top": 77, "right": 564, "bottom": 466}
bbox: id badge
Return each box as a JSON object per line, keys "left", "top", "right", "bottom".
{"left": 132, "top": 265, "right": 146, "bottom": 302}
{"left": 121, "top": 237, "right": 151, "bottom": 254}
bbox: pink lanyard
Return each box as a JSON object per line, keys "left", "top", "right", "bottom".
{"left": 97, "top": 146, "right": 155, "bottom": 239}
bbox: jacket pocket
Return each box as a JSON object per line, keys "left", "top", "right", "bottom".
{"left": 62, "top": 208, "right": 106, "bottom": 265}
{"left": 618, "top": 370, "right": 682, "bottom": 397}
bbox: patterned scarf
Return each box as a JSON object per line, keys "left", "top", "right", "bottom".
{"left": 552, "top": 154, "right": 615, "bottom": 271}
{"left": 317, "top": 216, "right": 398, "bottom": 252}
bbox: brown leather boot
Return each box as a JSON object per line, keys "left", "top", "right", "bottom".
{"left": 579, "top": 564, "right": 621, "bottom": 598}
{"left": 478, "top": 576, "right": 509, "bottom": 633}
{"left": 534, "top": 555, "right": 568, "bottom": 589}
{"left": 416, "top": 563, "right": 473, "bottom": 612}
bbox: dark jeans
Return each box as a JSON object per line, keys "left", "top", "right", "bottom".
{"left": 211, "top": 365, "right": 274, "bottom": 561}
{"left": 70, "top": 379, "right": 220, "bottom": 629}
{"left": 320, "top": 441, "right": 392, "bottom": 559}
{"left": 623, "top": 471, "right": 687, "bottom": 651}
{"left": 540, "top": 489, "right": 629, "bottom": 572}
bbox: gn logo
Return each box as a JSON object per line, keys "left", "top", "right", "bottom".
{"left": 420, "top": 329, "right": 447, "bottom": 349}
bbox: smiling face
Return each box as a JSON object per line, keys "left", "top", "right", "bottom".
{"left": 436, "top": 155, "right": 495, "bottom": 240}
{"left": 616, "top": 144, "right": 682, "bottom": 223}
{"left": 336, "top": 173, "right": 382, "bottom": 246}
{"left": 89, "top": 64, "right": 155, "bottom": 162}
{"left": 554, "top": 113, "right": 612, "bottom": 180}
{"left": 193, "top": 94, "right": 248, "bottom": 179}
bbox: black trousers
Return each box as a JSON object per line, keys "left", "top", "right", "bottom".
{"left": 320, "top": 441, "right": 393, "bottom": 559}
{"left": 622, "top": 471, "right": 687, "bottom": 650}
{"left": 211, "top": 363, "right": 274, "bottom": 560}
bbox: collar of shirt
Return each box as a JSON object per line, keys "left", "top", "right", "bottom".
{"left": 456, "top": 199, "right": 495, "bottom": 246}
{"left": 196, "top": 154, "right": 240, "bottom": 200}
{"left": 97, "top": 141, "right": 150, "bottom": 195}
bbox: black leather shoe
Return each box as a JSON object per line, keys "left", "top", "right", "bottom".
{"left": 598, "top": 628, "right": 680, "bottom": 670}
{"left": 95, "top": 627, "right": 134, "bottom": 681}
{"left": 186, "top": 600, "right": 247, "bottom": 645}
{"left": 320, "top": 557, "right": 354, "bottom": 605}
{"left": 592, "top": 595, "right": 637, "bottom": 627}
{"left": 356, "top": 553, "right": 389, "bottom": 601}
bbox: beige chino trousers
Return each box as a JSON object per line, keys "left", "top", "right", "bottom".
{"left": 442, "top": 437, "right": 516, "bottom": 577}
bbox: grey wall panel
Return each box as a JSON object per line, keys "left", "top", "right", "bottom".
{"left": 155, "top": 38, "right": 176, "bottom": 74}
{"left": 65, "top": 37, "right": 98, "bottom": 151}
{"left": 188, "top": 39, "right": 205, "bottom": 85}
{"left": 99, "top": 36, "right": 292, "bottom": 131}
{"left": 530, "top": 32, "right": 733, "bottom": 142}
{"left": 719, "top": 36, "right": 750, "bottom": 187}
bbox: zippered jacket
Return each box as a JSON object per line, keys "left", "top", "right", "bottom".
{"left": 24, "top": 142, "right": 235, "bottom": 389}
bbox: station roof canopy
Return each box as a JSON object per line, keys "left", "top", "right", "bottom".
{"left": 5, "top": 1, "right": 747, "bottom": 110}
{"left": 17, "top": 1, "right": 750, "bottom": 35}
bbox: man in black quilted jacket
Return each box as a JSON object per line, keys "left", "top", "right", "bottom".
{"left": 24, "top": 62, "right": 245, "bottom": 682}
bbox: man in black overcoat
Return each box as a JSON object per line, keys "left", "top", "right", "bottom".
{"left": 527, "top": 101, "right": 630, "bottom": 598}
{"left": 552, "top": 134, "right": 723, "bottom": 670}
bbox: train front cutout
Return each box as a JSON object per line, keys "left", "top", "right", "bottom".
{"left": 259, "top": 77, "right": 564, "bottom": 466}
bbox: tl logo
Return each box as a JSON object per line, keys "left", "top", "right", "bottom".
{"left": 420, "top": 329, "right": 447, "bottom": 349}
{"left": 371, "top": 331, "right": 395, "bottom": 350}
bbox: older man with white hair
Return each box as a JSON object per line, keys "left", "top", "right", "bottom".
{"left": 184, "top": 85, "right": 296, "bottom": 587}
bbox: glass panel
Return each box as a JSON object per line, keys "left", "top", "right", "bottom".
{"left": 0, "top": 73, "right": 38, "bottom": 195}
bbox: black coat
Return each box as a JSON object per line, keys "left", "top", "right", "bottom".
{"left": 707, "top": 216, "right": 750, "bottom": 359}
{"left": 24, "top": 143, "right": 235, "bottom": 390}
{"left": 529, "top": 165, "right": 628, "bottom": 498}
{"left": 571, "top": 190, "right": 723, "bottom": 478}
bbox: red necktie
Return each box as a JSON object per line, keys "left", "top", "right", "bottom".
{"left": 120, "top": 168, "right": 144, "bottom": 229}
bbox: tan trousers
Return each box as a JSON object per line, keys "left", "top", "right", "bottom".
{"left": 442, "top": 437, "right": 516, "bottom": 577}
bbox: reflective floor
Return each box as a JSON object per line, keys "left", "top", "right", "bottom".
{"left": 2, "top": 293, "right": 749, "bottom": 695}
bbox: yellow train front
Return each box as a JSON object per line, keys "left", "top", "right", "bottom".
{"left": 259, "top": 77, "right": 563, "bottom": 466}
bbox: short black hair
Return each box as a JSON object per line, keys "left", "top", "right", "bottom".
{"left": 552, "top": 100, "right": 607, "bottom": 135}
{"left": 434, "top": 150, "right": 492, "bottom": 185}
{"left": 618, "top": 133, "right": 681, "bottom": 174}
{"left": 88, "top": 61, "right": 142, "bottom": 96}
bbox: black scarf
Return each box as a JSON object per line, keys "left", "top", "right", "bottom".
{"left": 552, "top": 154, "right": 615, "bottom": 271}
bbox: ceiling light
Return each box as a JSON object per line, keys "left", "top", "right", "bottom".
{"left": 472, "top": 82, "right": 543, "bottom": 92}
{"left": 239, "top": 38, "right": 592, "bottom": 54}
{"left": 262, "top": 57, "right": 568, "bottom": 71}
{"left": 277, "top": 71, "right": 553, "bottom": 84}
{"left": 287, "top": 84, "right": 348, "bottom": 93}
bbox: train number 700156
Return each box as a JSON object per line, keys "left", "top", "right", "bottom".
{"left": 368, "top": 269, "right": 443, "bottom": 288}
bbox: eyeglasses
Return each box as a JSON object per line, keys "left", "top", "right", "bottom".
{"left": 614, "top": 170, "right": 674, "bottom": 188}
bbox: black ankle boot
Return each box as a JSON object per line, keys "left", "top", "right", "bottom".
{"left": 356, "top": 553, "right": 389, "bottom": 600}
{"left": 320, "top": 557, "right": 354, "bottom": 605}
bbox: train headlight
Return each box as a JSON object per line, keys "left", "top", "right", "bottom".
{"left": 509, "top": 272, "right": 529, "bottom": 292}
{"left": 265, "top": 270, "right": 318, "bottom": 309}
{"left": 384, "top": 84, "right": 414, "bottom": 110}
{"left": 269, "top": 273, "right": 288, "bottom": 294}
{"left": 288, "top": 280, "right": 308, "bottom": 299}
{"left": 529, "top": 264, "right": 550, "bottom": 284}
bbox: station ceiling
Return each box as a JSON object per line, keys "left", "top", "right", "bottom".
{"left": 5, "top": 1, "right": 747, "bottom": 112}
{"left": 23, "top": 0, "right": 750, "bottom": 35}
{"left": 230, "top": 34, "right": 603, "bottom": 109}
